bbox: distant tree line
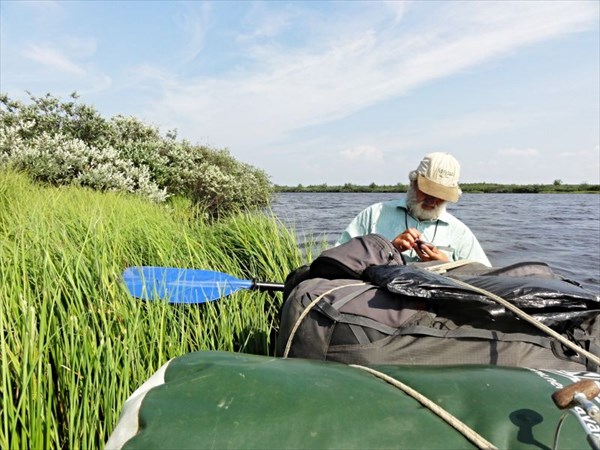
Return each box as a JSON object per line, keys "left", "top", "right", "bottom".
{"left": 275, "top": 181, "right": 599, "bottom": 194}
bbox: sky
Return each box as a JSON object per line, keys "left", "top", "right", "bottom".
{"left": 1, "top": 0, "right": 599, "bottom": 186}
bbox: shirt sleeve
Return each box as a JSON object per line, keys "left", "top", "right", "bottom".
{"left": 335, "top": 206, "right": 374, "bottom": 246}
{"left": 456, "top": 228, "right": 491, "bottom": 267}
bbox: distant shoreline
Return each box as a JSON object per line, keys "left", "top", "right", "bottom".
{"left": 275, "top": 182, "right": 600, "bottom": 194}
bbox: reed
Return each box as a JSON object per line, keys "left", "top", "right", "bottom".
{"left": 0, "top": 171, "right": 308, "bottom": 449}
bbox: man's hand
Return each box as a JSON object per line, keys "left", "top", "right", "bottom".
{"left": 391, "top": 228, "right": 420, "bottom": 252}
{"left": 414, "top": 241, "right": 449, "bottom": 262}
{"left": 392, "top": 228, "right": 449, "bottom": 262}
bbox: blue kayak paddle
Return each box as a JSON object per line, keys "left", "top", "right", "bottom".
{"left": 123, "top": 266, "right": 284, "bottom": 304}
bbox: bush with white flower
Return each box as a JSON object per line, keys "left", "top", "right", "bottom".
{"left": 0, "top": 92, "right": 272, "bottom": 216}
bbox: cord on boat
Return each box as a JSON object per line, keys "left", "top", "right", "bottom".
{"left": 425, "top": 259, "right": 476, "bottom": 273}
{"left": 433, "top": 262, "right": 600, "bottom": 449}
{"left": 552, "top": 412, "right": 570, "bottom": 450}
{"left": 282, "top": 261, "right": 598, "bottom": 450}
{"left": 446, "top": 277, "right": 600, "bottom": 367}
{"left": 427, "top": 259, "right": 598, "bottom": 365}
{"left": 284, "top": 287, "right": 498, "bottom": 449}
{"left": 282, "top": 282, "right": 367, "bottom": 358}
{"left": 554, "top": 411, "right": 600, "bottom": 450}
{"left": 552, "top": 380, "right": 600, "bottom": 450}
{"left": 350, "top": 364, "right": 498, "bottom": 450}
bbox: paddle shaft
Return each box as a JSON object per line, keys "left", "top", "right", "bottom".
{"left": 253, "top": 281, "right": 285, "bottom": 292}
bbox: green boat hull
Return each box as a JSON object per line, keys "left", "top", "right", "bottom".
{"left": 106, "top": 351, "right": 599, "bottom": 449}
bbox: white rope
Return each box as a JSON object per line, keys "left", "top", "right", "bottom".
{"left": 350, "top": 364, "right": 498, "bottom": 450}
{"left": 447, "top": 277, "right": 600, "bottom": 366}
{"left": 423, "top": 259, "right": 598, "bottom": 366}
{"left": 279, "top": 263, "right": 596, "bottom": 448}
{"left": 282, "top": 282, "right": 367, "bottom": 358}
{"left": 282, "top": 278, "right": 498, "bottom": 448}
{"left": 424, "top": 259, "right": 476, "bottom": 274}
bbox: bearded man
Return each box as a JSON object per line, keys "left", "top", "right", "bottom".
{"left": 335, "top": 152, "right": 491, "bottom": 266}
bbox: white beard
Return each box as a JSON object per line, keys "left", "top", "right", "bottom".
{"left": 406, "top": 185, "right": 447, "bottom": 221}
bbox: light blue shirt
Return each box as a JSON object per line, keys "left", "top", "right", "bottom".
{"left": 336, "top": 198, "right": 491, "bottom": 266}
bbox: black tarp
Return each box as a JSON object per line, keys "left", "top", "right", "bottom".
{"left": 364, "top": 263, "right": 600, "bottom": 329}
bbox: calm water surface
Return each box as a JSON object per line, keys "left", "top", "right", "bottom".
{"left": 269, "top": 193, "right": 600, "bottom": 292}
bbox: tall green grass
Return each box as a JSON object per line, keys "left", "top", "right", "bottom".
{"left": 0, "top": 171, "right": 310, "bottom": 449}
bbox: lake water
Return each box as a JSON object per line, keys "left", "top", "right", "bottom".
{"left": 269, "top": 192, "right": 600, "bottom": 292}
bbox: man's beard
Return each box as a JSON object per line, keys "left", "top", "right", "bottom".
{"left": 406, "top": 185, "right": 447, "bottom": 221}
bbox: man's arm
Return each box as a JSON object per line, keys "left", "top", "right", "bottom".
{"left": 335, "top": 206, "right": 376, "bottom": 246}
{"left": 457, "top": 230, "right": 491, "bottom": 267}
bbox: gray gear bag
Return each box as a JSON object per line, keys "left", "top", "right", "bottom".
{"left": 276, "top": 235, "right": 600, "bottom": 371}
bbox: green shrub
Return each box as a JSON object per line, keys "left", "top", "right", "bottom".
{"left": 0, "top": 92, "right": 273, "bottom": 216}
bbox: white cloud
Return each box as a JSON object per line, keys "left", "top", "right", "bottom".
{"left": 79, "top": 74, "right": 113, "bottom": 96}
{"left": 236, "top": 3, "right": 293, "bottom": 42}
{"left": 16, "top": 38, "right": 112, "bottom": 96}
{"left": 340, "top": 145, "right": 384, "bottom": 161}
{"left": 498, "top": 148, "right": 540, "bottom": 157}
{"left": 176, "top": 2, "right": 211, "bottom": 63}
{"left": 20, "top": 0, "right": 63, "bottom": 17}
{"left": 23, "top": 44, "right": 86, "bottom": 76}
{"left": 384, "top": 0, "right": 411, "bottom": 23}
{"left": 558, "top": 144, "right": 600, "bottom": 159}
{"left": 63, "top": 35, "right": 97, "bottom": 58}
{"left": 4, "top": 1, "right": 596, "bottom": 184}
{"left": 141, "top": 1, "right": 598, "bottom": 153}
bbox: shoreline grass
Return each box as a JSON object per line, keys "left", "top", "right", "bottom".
{"left": 0, "top": 171, "right": 309, "bottom": 448}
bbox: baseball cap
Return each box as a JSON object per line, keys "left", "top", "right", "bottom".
{"left": 415, "top": 152, "right": 461, "bottom": 202}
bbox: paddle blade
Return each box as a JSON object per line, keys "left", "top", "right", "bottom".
{"left": 123, "top": 267, "right": 254, "bottom": 304}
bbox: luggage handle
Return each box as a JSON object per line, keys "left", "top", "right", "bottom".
{"left": 552, "top": 379, "right": 600, "bottom": 411}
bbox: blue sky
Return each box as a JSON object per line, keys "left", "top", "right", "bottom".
{"left": 1, "top": 0, "right": 599, "bottom": 186}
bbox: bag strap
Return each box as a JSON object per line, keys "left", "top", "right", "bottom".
{"left": 349, "top": 325, "right": 371, "bottom": 345}
{"left": 283, "top": 282, "right": 367, "bottom": 358}
{"left": 448, "top": 277, "right": 600, "bottom": 367}
{"left": 331, "top": 285, "right": 378, "bottom": 309}
{"left": 394, "top": 325, "right": 553, "bottom": 348}
{"left": 316, "top": 300, "right": 400, "bottom": 335}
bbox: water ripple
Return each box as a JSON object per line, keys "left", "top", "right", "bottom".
{"left": 270, "top": 193, "right": 599, "bottom": 292}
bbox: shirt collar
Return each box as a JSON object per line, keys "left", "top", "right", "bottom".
{"left": 394, "top": 197, "right": 451, "bottom": 224}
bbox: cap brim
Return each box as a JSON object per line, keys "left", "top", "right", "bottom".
{"left": 417, "top": 174, "right": 460, "bottom": 203}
